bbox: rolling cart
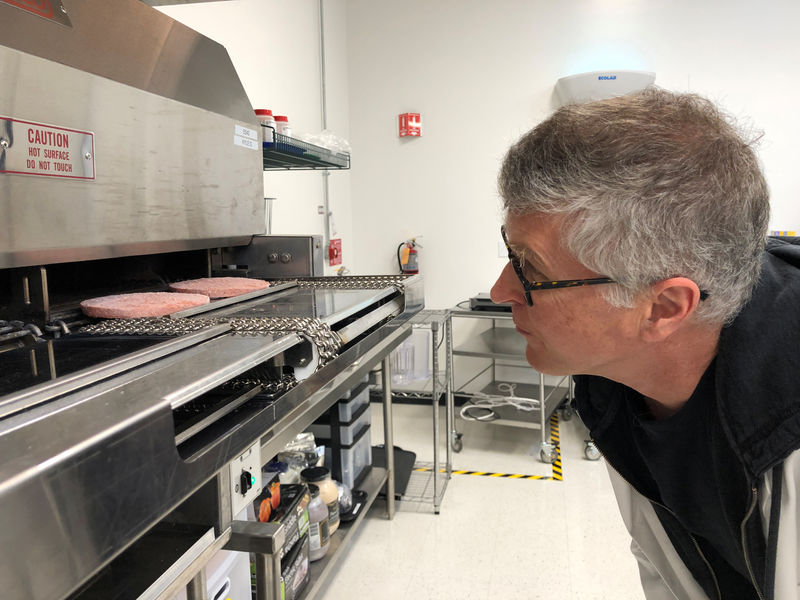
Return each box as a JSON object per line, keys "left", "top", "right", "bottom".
{"left": 446, "top": 306, "right": 570, "bottom": 463}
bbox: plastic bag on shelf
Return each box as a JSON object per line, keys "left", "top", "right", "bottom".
{"left": 294, "top": 129, "right": 351, "bottom": 154}
{"left": 282, "top": 432, "right": 316, "bottom": 452}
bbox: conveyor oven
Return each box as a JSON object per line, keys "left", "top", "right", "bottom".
{"left": 0, "top": 1, "right": 422, "bottom": 599}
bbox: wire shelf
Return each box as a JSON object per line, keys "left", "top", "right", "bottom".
{"left": 398, "top": 461, "right": 449, "bottom": 511}
{"left": 262, "top": 129, "right": 350, "bottom": 170}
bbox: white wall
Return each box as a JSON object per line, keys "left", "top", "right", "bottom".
{"left": 157, "top": 1, "right": 800, "bottom": 306}
{"left": 345, "top": 0, "right": 800, "bottom": 308}
{"left": 157, "top": 0, "right": 353, "bottom": 275}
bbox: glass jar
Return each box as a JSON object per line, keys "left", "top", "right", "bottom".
{"left": 274, "top": 115, "right": 291, "bottom": 138}
{"left": 300, "top": 466, "right": 339, "bottom": 534}
{"left": 306, "top": 484, "right": 330, "bottom": 561}
{"left": 254, "top": 109, "right": 276, "bottom": 147}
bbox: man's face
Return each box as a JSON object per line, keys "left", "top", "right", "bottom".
{"left": 490, "top": 213, "right": 642, "bottom": 376}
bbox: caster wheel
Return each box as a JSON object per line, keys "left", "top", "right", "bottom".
{"left": 451, "top": 433, "right": 463, "bottom": 453}
{"left": 560, "top": 405, "right": 574, "bottom": 421}
{"left": 584, "top": 441, "right": 601, "bottom": 461}
{"left": 539, "top": 444, "right": 557, "bottom": 464}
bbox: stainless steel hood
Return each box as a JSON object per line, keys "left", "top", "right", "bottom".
{"left": 0, "top": 0, "right": 264, "bottom": 268}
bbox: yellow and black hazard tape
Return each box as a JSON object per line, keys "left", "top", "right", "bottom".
{"left": 415, "top": 412, "right": 564, "bottom": 481}
{"left": 550, "top": 412, "right": 563, "bottom": 481}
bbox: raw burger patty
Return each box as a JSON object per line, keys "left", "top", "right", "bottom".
{"left": 80, "top": 292, "right": 209, "bottom": 319}
{"left": 168, "top": 277, "right": 270, "bottom": 298}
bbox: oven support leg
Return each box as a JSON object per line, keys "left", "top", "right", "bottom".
{"left": 381, "top": 356, "right": 395, "bottom": 519}
{"left": 186, "top": 570, "right": 207, "bottom": 600}
{"left": 253, "top": 553, "right": 282, "bottom": 600}
{"left": 224, "top": 520, "right": 285, "bottom": 600}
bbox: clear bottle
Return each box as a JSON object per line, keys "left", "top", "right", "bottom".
{"left": 274, "top": 115, "right": 292, "bottom": 138}
{"left": 306, "top": 484, "right": 330, "bottom": 561}
{"left": 254, "top": 109, "right": 276, "bottom": 147}
{"left": 300, "top": 466, "right": 340, "bottom": 534}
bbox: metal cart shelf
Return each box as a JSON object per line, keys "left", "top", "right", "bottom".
{"left": 382, "top": 309, "right": 452, "bottom": 514}
{"left": 447, "top": 308, "right": 569, "bottom": 463}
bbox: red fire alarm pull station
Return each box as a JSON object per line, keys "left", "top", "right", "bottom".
{"left": 399, "top": 113, "right": 421, "bottom": 137}
{"left": 329, "top": 238, "right": 342, "bottom": 266}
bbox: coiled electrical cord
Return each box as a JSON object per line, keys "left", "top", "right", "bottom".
{"left": 459, "top": 382, "right": 541, "bottom": 421}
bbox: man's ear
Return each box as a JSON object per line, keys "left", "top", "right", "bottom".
{"left": 640, "top": 277, "right": 703, "bottom": 342}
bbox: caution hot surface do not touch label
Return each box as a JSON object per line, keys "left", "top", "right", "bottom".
{"left": 0, "top": 116, "right": 95, "bottom": 180}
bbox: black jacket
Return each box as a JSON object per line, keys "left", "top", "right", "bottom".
{"left": 575, "top": 237, "right": 800, "bottom": 599}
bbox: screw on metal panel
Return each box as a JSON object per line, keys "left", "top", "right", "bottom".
{"left": 61, "top": 4, "right": 67, "bottom": 13}
{"left": 0, "top": 140, "right": 8, "bottom": 148}
{"left": 84, "top": 152, "right": 92, "bottom": 160}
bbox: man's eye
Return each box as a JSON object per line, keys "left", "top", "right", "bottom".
{"left": 522, "top": 261, "right": 545, "bottom": 281}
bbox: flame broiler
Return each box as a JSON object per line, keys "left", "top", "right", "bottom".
{"left": 0, "top": 2, "right": 423, "bottom": 599}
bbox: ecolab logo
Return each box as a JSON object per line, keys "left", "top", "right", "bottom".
{"left": 598, "top": 75, "right": 617, "bottom": 80}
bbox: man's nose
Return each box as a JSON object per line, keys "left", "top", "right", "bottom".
{"left": 491, "top": 262, "right": 524, "bottom": 305}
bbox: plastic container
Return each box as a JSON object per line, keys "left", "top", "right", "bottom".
{"left": 300, "top": 466, "right": 339, "bottom": 535}
{"left": 320, "top": 424, "right": 372, "bottom": 489}
{"left": 274, "top": 115, "right": 291, "bottom": 137}
{"left": 306, "top": 484, "right": 330, "bottom": 562}
{"left": 254, "top": 109, "right": 276, "bottom": 147}
{"left": 336, "top": 381, "right": 370, "bottom": 421}
{"left": 337, "top": 424, "right": 371, "bottom": 489}
{"left": 340, "top": 376, "right": 369, "bottom": 399}
{"left": 307, "top": 402, "right": 371, "bottom": 446}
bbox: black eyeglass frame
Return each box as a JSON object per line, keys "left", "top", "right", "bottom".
{"left": 500, "top": 226, "right": 709, "bottom": 307}
{"left": 500, "top": 226, "right": 615, "bottom": 306}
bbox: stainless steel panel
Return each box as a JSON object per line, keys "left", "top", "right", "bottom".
{"left": 225, "top": 236, "right": 325, "bottom": 278}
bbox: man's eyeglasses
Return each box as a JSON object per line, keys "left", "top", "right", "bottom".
{"left": 500, "top": 226, "right": 615, "bottom": 306}
{"left": 500, "top": 226, "right": 709, "bottom": 307}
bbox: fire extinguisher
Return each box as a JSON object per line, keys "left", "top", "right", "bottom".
{"left": 397, "top": 238, "right": 420, "bottom": 274}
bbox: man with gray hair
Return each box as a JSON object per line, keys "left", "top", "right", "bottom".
{"left": 491, "top": 88, "right": 800, "bottom": 599}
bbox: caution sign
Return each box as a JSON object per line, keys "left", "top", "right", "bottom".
{"left": 0, "top": 116, "right": 95, "bottom": 180}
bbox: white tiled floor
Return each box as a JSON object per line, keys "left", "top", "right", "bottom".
{"left": 317, "top": 402, "right": 646, "bottom": 600}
